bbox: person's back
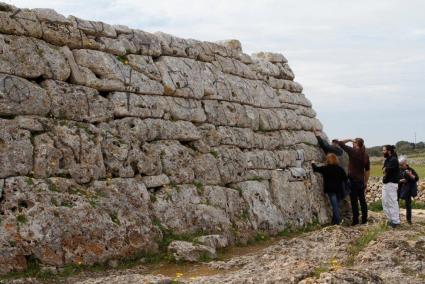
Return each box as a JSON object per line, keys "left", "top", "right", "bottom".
{"left": 313, "top": 164, "right": 347, "bottom": 195}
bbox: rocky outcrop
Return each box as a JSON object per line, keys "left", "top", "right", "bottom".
{"left": 0, "top": 2, "right": 330, "bottom": 274}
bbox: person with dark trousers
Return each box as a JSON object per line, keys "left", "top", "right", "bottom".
{"left": 312, "top": 153, "right": 348, "bottom": 225}
{"left": 398, "top": 156, "right": 419, "bottom": 224}
{"left": 337, "top": 138, "right": 370, "bottom": 225}
{"left": 313, "top": 128, "right": 351, "bottom": 224}
{"left": 382, "top": 145, "right": 400, "bottom": 228}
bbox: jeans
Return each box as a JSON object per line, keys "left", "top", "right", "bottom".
{"left": 327, "top": 193, "right": 341, "bottom": 225}
{"left": 349, "top": 177, "right": 367, "bottom": 224}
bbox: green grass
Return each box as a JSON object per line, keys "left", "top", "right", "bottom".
{"left": 346, "top": 222, "right": 389, "bottom": 265}
{"left": 369, "top": 200, "right": 425, "bottom": 212}
{"left": 370, "top": 163, "right": 425, "bottom": 178}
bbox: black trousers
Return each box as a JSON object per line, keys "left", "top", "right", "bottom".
{"left": 349, "top": 177, "right": 367, "bottom": 224}
{"left": 405, "top": 196, "right": 412, "bottom": 223}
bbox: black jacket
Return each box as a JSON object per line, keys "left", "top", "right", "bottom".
{"left": 399, "top": 166, "right": 419, "bottom": 199}
{"left": 383, "top": 155, "right": 399, "bottom": 184}
{"left": 312, "top": 163, "right": 347, "bottom": 195}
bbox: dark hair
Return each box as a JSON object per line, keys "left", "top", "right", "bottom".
{"left": 384, "top": 144, "right": 397, "bottom": 156}
{"left": 355, "top": 138, "right": 364, "bottom": 148}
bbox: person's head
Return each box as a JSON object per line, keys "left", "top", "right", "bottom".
{"left": 331, "top": 139, "right": 339, "bottom": 147}
{"left": 353, "top": 138, "right": 365, "bottom": 150}
{"left": 326, "top": 153, "right": 339, "bottom": 166}
{"left": 383, "top": 145, "right": 396, "bottom": 158}
{"left": 399, "top": 155, "right": 408, "bottom": 169}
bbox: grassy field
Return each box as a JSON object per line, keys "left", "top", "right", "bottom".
{"left": 370, "top": 162, "right": 425, "bottom": 178}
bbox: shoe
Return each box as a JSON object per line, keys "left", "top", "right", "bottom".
{"left": 390, "top": 222, "right": 400, "bottom": 229}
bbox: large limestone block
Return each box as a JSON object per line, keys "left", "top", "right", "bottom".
{"left": 217, "top": 126, "right": 256, "bottom": 149}
{"left": 250, "top": 59, "right": 281, "bottom": 78}
{"left": 120, "top": 29, "right": 161, "bottom": 57}
{"left": 206, "top": 74, "right": 280, "bottom": 108}
{"left": 236, "top": 180, "right": 285, "bottom": 233}
{"left": 168, "top": 241, "right": 216, "bottom": 262}
{"left": 72, "top": 49, "right": 164, "bottom": 94}
{"left": 215, "top": 146, "right": 247, "bottom": 184}
{"left": 152, "top": 140, "right": 195, "bottom": 184}
{"left": 196, "top": 235, "right": 229, "bottom": 250}
{"left": 0, "top": 4, "right": 42, "bottom": 38}
{"left": 251, "top": 52, "right": 288, "bottom": 63}
{"left": 276, "top": 62, "right": 295, "bottom": 80}
{"left": 108, "top": 92, "right": 206, "bottom": 122}
{"left": 108, "top": 92, "right": 166, "bottom": 119}
{"left": 127, "top": 54, "right": 161, "bottom": 81}
{"left": 155, "top": 32, "right": 190, "bottom": 57}
{"left": 193, "top": 153, "right": 222, "bottom": 185}
{"left": 213, "top": 55, "right": 257, "bottom": 80}
{"left": 0, "top": 34, "right": 70, "bottom": 80}
{"left": 277, "top": 89, "right": 312, "bottom": 107}
{"left": 204, "top": 100, "right": 259, "bottom": 130}
{"left": 270, "top": 170, "right": 329, "bottom": 226}
{"left": 163, "top": 96, "right": 207, "bottom": 123}
{"left": 99, "top": 129, "right": 136, "bottom": 178}
{"left": 141, "top": 174, "right": 170, "bottom": 188}
{"left": 33, "top": 121, "right": 106, "bottom": 183}
{"left": 42, "top": 80, "right": 113, "bottom": 123}
{"left": 244, "top": 150, "right": 279, "bottom": 170}
{"left": 69, "top": 16, "right": 116, "bottom": 38}
{"left": 0, "top": 119, "right": 32, "bottom": 178}
{"left": 152, "top": 185, "right": 232, "bottom": 234}
{"left": 111, "top": 118, "right": 201, "bottom": 143}
{"left": 0, "top": 74, "right": 50, "bottom": 116}
{"left": 156, "top": 56, "right": 205, "bottom": 99}
{"left": 0, "top": 177, "right": 159, "bottom": 271}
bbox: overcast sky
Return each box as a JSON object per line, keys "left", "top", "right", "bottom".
{"left": 8, "top": 0, "right": 425, "bottom": 147}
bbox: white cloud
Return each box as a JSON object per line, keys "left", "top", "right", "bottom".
{"left": 6, "top": 0, "right": 425, "bottom": 145}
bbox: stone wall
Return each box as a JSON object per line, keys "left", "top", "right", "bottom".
{"left": 0, "top": 2, "right": 330, "bottom": 273}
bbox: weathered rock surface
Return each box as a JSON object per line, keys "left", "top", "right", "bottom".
{"left": 0, "top": 2, "right": 331, "bottom": 275}
{"left": 46, "top": 211, "right": 425, "bottom": 284}
{"left": 168, "top": 241, "right": 217, "bottom": 262}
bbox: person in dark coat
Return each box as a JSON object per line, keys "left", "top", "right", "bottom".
{"left": 312, "top": 153, "right": 348, "bottom": 225}
{"left": 313, "top": 128, "right": 351, "bottom": 225}
{"left": 398, "top": 156, "right": 419, "bottom": 224}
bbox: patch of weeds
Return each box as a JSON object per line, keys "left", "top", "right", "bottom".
{"left": 50, "top": 197, "right": 59, "bottom": 207}
{"left": 346, "top": 222, "right": 388, "bottom": 266}
{"left": 169, "top": 180, "right": 179, "bottom": 191}
{"left": 60, "top": 201, "right": 73, "bottom": 208}
{"left": 8, "top": 240, "right": 16, "bottom": 247}
{"left": 24, "top": 177, "right": 34, "bottom": 186}
{"left": 16, "top": 214, "right": 27, "bottom": 224}
{"left": 312, "top": 263, "right": 329, "bottom": 278}
{"left": 254, "top": 232, "right": 269, "bottom": 242}
{"left": 209, "top": 150, "right": 219, "bottom": 159}
{"left": 368, "top": 200, "right": 383, "bottom": 212}
{"left": 46, "top": 179, "right": 60, "bottom": 193}
{"left": 116, "top": 55, "right": 128, "bottom": 64}
{"left": 277, "top": 220, "right": 322, "bottom": 238}
{"left": 251, "top": 176, "right": 264, "bottom": 182}
{"left": 109, "top": 211, "right": 121, "bottom": 225}
{"left": 193, "top": 180, "right": 204, "bottom": 195}
{"left": 88, "top": 199, "right": 97, "bottom": 208}
{"left": 198, "top": 252, "right": 214, "bottom": 262}
{"left": 241, "top": 208, "right": 250, "bottom": 220}
{"left": 149, "top": 193, "right": 157, "bottom": 203}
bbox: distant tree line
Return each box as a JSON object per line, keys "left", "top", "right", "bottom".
{"left": 367, "top": 141, "right": 425, "bottom": 157}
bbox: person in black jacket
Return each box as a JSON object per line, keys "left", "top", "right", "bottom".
{"left": 398, "top": 156, "right": 419, "bottom": 224}
{"left": 313, "top": 128, "right": 351, "bottom": 225}
{"left": 382, "top": 145, "right": 400, "bottom": 228}
{"left": 312, "top": 153, "right": 348, "bottom": 225}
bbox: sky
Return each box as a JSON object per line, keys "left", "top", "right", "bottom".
{"left": 7, "top": 0, "right": 425, "bottom": 147}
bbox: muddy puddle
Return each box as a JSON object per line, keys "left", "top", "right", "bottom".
{"left": 143, "top": 236, "right": 283, "bottom": 280}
